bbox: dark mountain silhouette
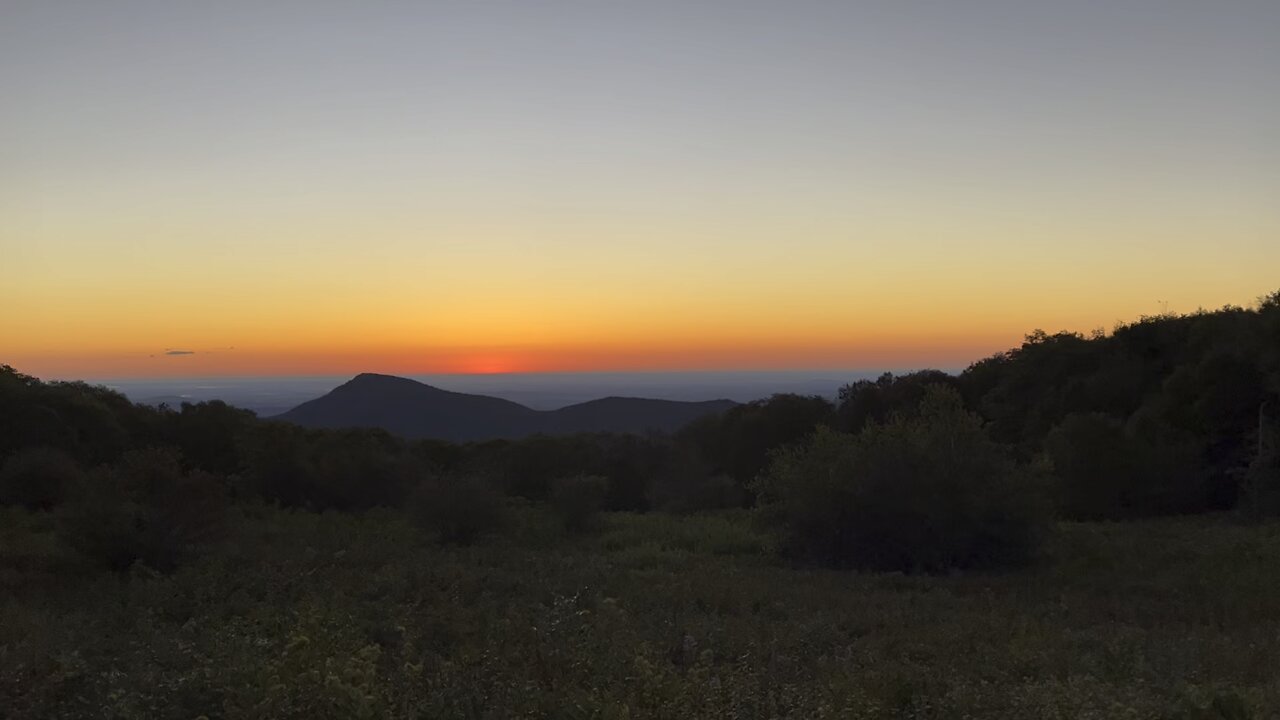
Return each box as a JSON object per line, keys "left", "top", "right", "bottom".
{"left": 274, "top": 373, "right": 737, "bottom": 441}
{"left": 545, "top": 396, "right": 737, "bottom": 435}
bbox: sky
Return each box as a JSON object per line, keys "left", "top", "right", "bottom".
{"left": 3, "top": 0, "right": 1277, "bottom": 379}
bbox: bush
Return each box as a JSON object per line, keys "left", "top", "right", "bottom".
{"left": 410, "top": 474, "right": 505, "bottom": 545}
{"left": 309, "top": 430, "right": 421, "bottom": 510}
{"left": 238, "top": 423, "right": 309, "bottom": 506}
{"left": 755, "top": 386, "right": 1048, "bottom": 572}
{"left": 649, "top": 464, "right": 744, "bottom": 514}
{"left": 1045, "top": 409, "right": 1214, "bottom": 519}
{"left": 837, "top": 370, "right": 961, "bottom": 433}
{"left": 1241, "top": 409, "right": 1280, "bottom": 519}
{"left": 58, "top": 448, "right": 229, "bottom": 572}
{"left": 240, "top": 424, "right": 421, "bottom": 510}
{"left": 677, "top": 394, "right": 836, "bottom": 494}
{"left": 1045, "top": 413, "right": 1132, "bottom": 519}
{"left": 1124, "top": 409, "right": 1214, "bottom": 514}
{"left": 0, "top": 447, "right": 84, "bottom": 510}
{"left": 550, "top": 474, "right": 609, "bottom": 532}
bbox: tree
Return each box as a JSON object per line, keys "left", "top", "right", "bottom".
{"left": 410, "top": 474, "right": 505, "bottom": 545}
{"left": 550, "top": 475, "right": 610, "bottom": 532}
{"left": 836, "top": 370, "right": 960, "bottom": 433}
{"left": 678, "top": 393, "right": 835, "bottom": 495}
{"left": 1241, "top": 403, "right": 1280, "bottom": 519}
{"left": 756, "top": 387, "right": 1048, "bottom": 572}
{"left": 58, "top": 448, "right": 229, "bottom": 572}
{"left": 0, "top": 446, "right": 84, "bottom": 510}
{"left": 1044, "top": 413, "right": 1131, "bottom": 519}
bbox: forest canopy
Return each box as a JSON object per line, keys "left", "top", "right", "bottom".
{"left": 2, "top": 291, "right": 1278, "bottom": 573}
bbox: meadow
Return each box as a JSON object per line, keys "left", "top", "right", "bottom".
{"left": 3, "top": 299, "right": 1278, "bottom": 718}
{"left": 3, "top": 504, "right": 1277, "bottom": 719}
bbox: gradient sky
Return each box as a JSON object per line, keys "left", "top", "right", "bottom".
{"left": 3, "top": 0, "right": 1277, "bottom": 378}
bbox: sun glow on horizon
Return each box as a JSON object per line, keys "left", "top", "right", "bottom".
{"left": 3, "top": 2, "right": 1277, "bottom": 380}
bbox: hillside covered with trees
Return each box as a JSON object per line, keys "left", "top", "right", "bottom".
{"left": 3, "top": 293, "right": 1279, "bottom": 558}
{"left": 2, "top": 292, "right": 1279, "bottom": 716}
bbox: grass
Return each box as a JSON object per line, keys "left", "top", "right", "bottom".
{"left": 2, "top": 505, "right": 1279, "bottom": 718}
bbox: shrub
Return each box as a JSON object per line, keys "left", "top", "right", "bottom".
{"left": 1045, "top": 413, "right": 1131, "bottom": 519}
{"left": 309, "top": 430, "right": 421, "bottom": 510}
{"left": 649, "top": 466, "right": 744, "bottom": 514}
{"left": 239, "top": 421, "right": 317, "bottom": 506}
{"left": 1241, "top": 409, "right": 1280, "bottom": 519}
{"left": 58, "top": 448, "right": 229, "bottom": 572}
{"left": 646, "top": 443, "right": 743, "bottom": 513}
{"left": 170, "top": 400, "right": 256, "bottom": 475}
{"left": 410, "top": 474, "right": 505, "bottom": 545}
{"left": 1045, "top": 409, "right": 1214, "bottom": 519}
{"left": 1123, "top": 409, "right": 1214, "bottom": 514}
{"left": 755, "top": 386, "right": 1048, "bottom": 572}
{"left": 0, "top": 447, "right": 84, "bottom": 510}
{"left": 677, "top": 394, "right": 836, "bottom": 493}
{"left": 837, "top": 370, "right": 961, "bottom": 433}
{"left": 240, "top": 424, "right": 421, "bottom": 510}
{"left": 550, "top": 474, "right": 610, "bottom": 532}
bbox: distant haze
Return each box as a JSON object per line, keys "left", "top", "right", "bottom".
{"left": 98, "top": 370, "right": 904, "bottom": 416}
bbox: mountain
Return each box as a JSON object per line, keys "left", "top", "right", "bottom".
{"left": 274, "top": 373, "right": 737, "bottom": 441}
{"left": 543, "top": 396, "right": 735, "bottom": 435}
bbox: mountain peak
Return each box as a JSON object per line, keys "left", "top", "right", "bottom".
{"left": 343, "top": 373, "right": 441, "bottom": 392}
{"left": 349, "top": 372, "right": 410, "bottom": 383}
{"left": 275, "top": 373, "right": 737, "bottom": 441}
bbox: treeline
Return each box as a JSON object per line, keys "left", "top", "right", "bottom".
{"left": 0, "top": 366, "right": 799, "bottom": 517}
{"left": 2, "top": 291, "right": 1278, "bottom": 572}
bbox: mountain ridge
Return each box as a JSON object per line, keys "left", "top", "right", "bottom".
{"left": 274, "top": 373, "right": 737, "bottom": 441}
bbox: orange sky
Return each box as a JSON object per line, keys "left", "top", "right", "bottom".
{"left": 3, "top": 2, "right": 1277, "bottom": 379}
{"left": 6, "top": 272, "right": 1275, "bottom": 379}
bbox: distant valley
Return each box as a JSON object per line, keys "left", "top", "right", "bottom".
{"left": 102, "top": 369, "right": 873, "bottom": 416}
{"left": 273, "top": 373, "right": 738, "bottom": 441}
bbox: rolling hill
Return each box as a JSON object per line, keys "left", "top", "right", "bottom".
{"left": 274, "top": 373, "right": 736, "bottom": 441}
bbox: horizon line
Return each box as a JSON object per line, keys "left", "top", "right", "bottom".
{"left": 71, "top": 365, "right": 968, "bottom": 384}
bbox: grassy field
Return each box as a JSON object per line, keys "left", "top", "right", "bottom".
{"left": 2, "top": 506, "right": 1279, "bottom": 719}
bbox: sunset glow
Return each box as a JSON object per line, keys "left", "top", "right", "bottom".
{"left": 3, "top": 2, "right": 1277, "bottom": 379}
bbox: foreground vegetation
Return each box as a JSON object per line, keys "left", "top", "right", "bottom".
{"left": 5, "top": 294, "right": 1279, "bottom": 527}
{"left": 3, "top": 505, "right": 1278, "bottom": 719}
{"left": 2, "top": 295, "right": 1279, "bottom": 717}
